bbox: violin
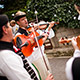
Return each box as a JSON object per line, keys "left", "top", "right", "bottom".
{"left": 26, "top": 25, "right": 34, "bottom": 32}
{"left": 38, "top": 21, "right": 59, "bottom": 30}
{"left": 59, "top": 35, "right": 80, "bottom": 49}
{"left": 27, "top": 21, "right": 59, "bottom": 32}
{"left": 13, "top": 31, "right": 44, "bottom": 57}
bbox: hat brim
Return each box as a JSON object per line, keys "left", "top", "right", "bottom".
{"left": 14, "top": 14, "right": 26, "bottom": 21}
{"left": 39, "top": 23, "right": 49, "bottom": 26}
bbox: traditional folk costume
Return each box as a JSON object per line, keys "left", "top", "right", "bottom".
{"left": 65, "top": 50, "right": 80, "bottom": 80}
{"left": 13, "top": 10, "right": 54, "bottom": 80}
{"left": 0, "top": 13, "right": 39, "bottom": 80}
{"left": 0, "top": 41, "right": 40, "bottom": 80}
{"left": 15, "top": 26, "right": 51, "bottom": 80}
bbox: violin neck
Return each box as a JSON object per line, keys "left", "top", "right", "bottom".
{"left": 34, "top": 35, "right": 44, "bottom": 41}
{"left": 59, "top": 37, "right": 72, "bottom": 44}
{"left": 67, "top": 38, "right": 72, "bottom": 41}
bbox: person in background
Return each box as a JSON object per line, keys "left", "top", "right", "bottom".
{"left": 10, "top": 20, "right": 19, "bottom": 36}
{"left": 38, "top": 20, "right": 55, "bottom": 39}
{"left": 74, "top": 4, "right": 80, "bottom": 20}
{"left": 65, "top": 36, "right": 80, "bottom": 80}
{"left": 37, "top": 20, "right": 59, "bottom": 48}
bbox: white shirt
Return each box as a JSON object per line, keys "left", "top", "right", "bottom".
{"left": 35, "top": 28, "right": 55, "bottom": 39}
{"left": 45, "top": 28, "right": 55, "bottom": 39}
{"left": 12, "top": 24, "right": 19, "bottom": 35}
{"left": 65, "top": 50, "right": 80, "bottom": 80}
{"left": 0, "top": 50, "right": 39, "bottom": 80}
{"left": 78, "top": 14, "right": 80, "bottom": 20}
{"left": 27, "top": 45, "right": 45, "bottom": 62}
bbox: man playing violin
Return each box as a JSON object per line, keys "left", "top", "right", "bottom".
{"left": 14, "top": 11, "right": 54, "bottom": 80}
{"left": 14, "top": 11, "right": 48, "bottom": 42}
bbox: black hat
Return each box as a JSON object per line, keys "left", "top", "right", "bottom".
{"left": 14, "top": 11, "right": 26, "bottom": 21}
{"left": 0, "top": 14, "right": 9, "bottom": 27}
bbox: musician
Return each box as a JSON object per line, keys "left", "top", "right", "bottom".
{"left": 14, "top": 11, "right": 54, "bottom": 80}
{"left": 0, "top": 13, "right": 54, "bottom": 80}
{"left": 10, "top": 20, "right": 19, "bottom": 36}
{"left": 37, "top": 20, "right": 55, "bottom": 39}
{"left": 0, "top": 14, "right": 41, "bottom": 80}
{"left": 74, "top": 4, "right": 80, "bottom": 20}
{"left": 65, "top": 37, "right": 80, "bottom": 80}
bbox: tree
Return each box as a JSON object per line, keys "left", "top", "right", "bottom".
{"left": 2, "top": 0, "right": 80, "bottom": 28}
{"left": 27, "top": 0, "right": 80, "bottom": 28}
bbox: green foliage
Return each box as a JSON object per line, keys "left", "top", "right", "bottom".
{"left": 3, "top": 0, "right": 31, "bottom": 21}
{"left": 2, "top": 0, "right": 80, "bottom": 28}
{"left": 4, "top": 9, "right": 26, "bottom": 20}
{"left": 3, "top": 0, "right": 26, "bottom": 11}
{"left": 27, "top": 0, "right": 80, "bottom": 28}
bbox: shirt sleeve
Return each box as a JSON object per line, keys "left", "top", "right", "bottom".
{"left": 73, "top": 49, "right": 80, "bottom": 57}
{"left": 45, "top": 28, "right": 55, "bottom": 39}
{"left": 65, "top": 57, "right": 74, "bottom": 80}
{"left": 0, "top": 50, "right": 32, "bottom": 80}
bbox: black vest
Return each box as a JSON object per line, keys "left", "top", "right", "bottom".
{"left": 72, "top": 57, "right": 80, "bottom": 80}
{"left": 17, "top": 27, "right": 28, "bottom": 36}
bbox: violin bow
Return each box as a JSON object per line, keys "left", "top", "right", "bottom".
{"left": 32, "top": 25, "right": 50, "bottom": 72}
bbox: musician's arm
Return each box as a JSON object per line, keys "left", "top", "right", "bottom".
{"left": 42, "top": 33, "right": 48, "bottom": 43}
{"left": 76, "top": 8, "right": 80, "bottom": 14}
{"left": 74, "top": 4, "right": 80, "bottom": 14}
{"left": 48, "top": 21, "right": 55, "bottom": 31}
{"left": 71, "top": 37, "right": 79, "bottom": 51}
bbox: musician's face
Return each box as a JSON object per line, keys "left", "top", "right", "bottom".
{"left": 17, "top": 16, "right": 28, "bottom": 28}
{"left": 7, "top": 23, "right": 13, "bottom": 41}
{"left": 3, "top": 22, "right": 13, "bottom": 42}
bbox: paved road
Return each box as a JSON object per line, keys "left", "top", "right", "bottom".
{"left": 48, "top": 57, "right": 70, "bottom": 80}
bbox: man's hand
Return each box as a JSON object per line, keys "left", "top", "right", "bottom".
{"left": 71, "top": 37, "right": 79, "bottom": 50}
{"left": 46, "top": 73, "right": 54, "bottom": 80}
{"left": 42, "top": 33, "right": 48, "bottom": 43}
